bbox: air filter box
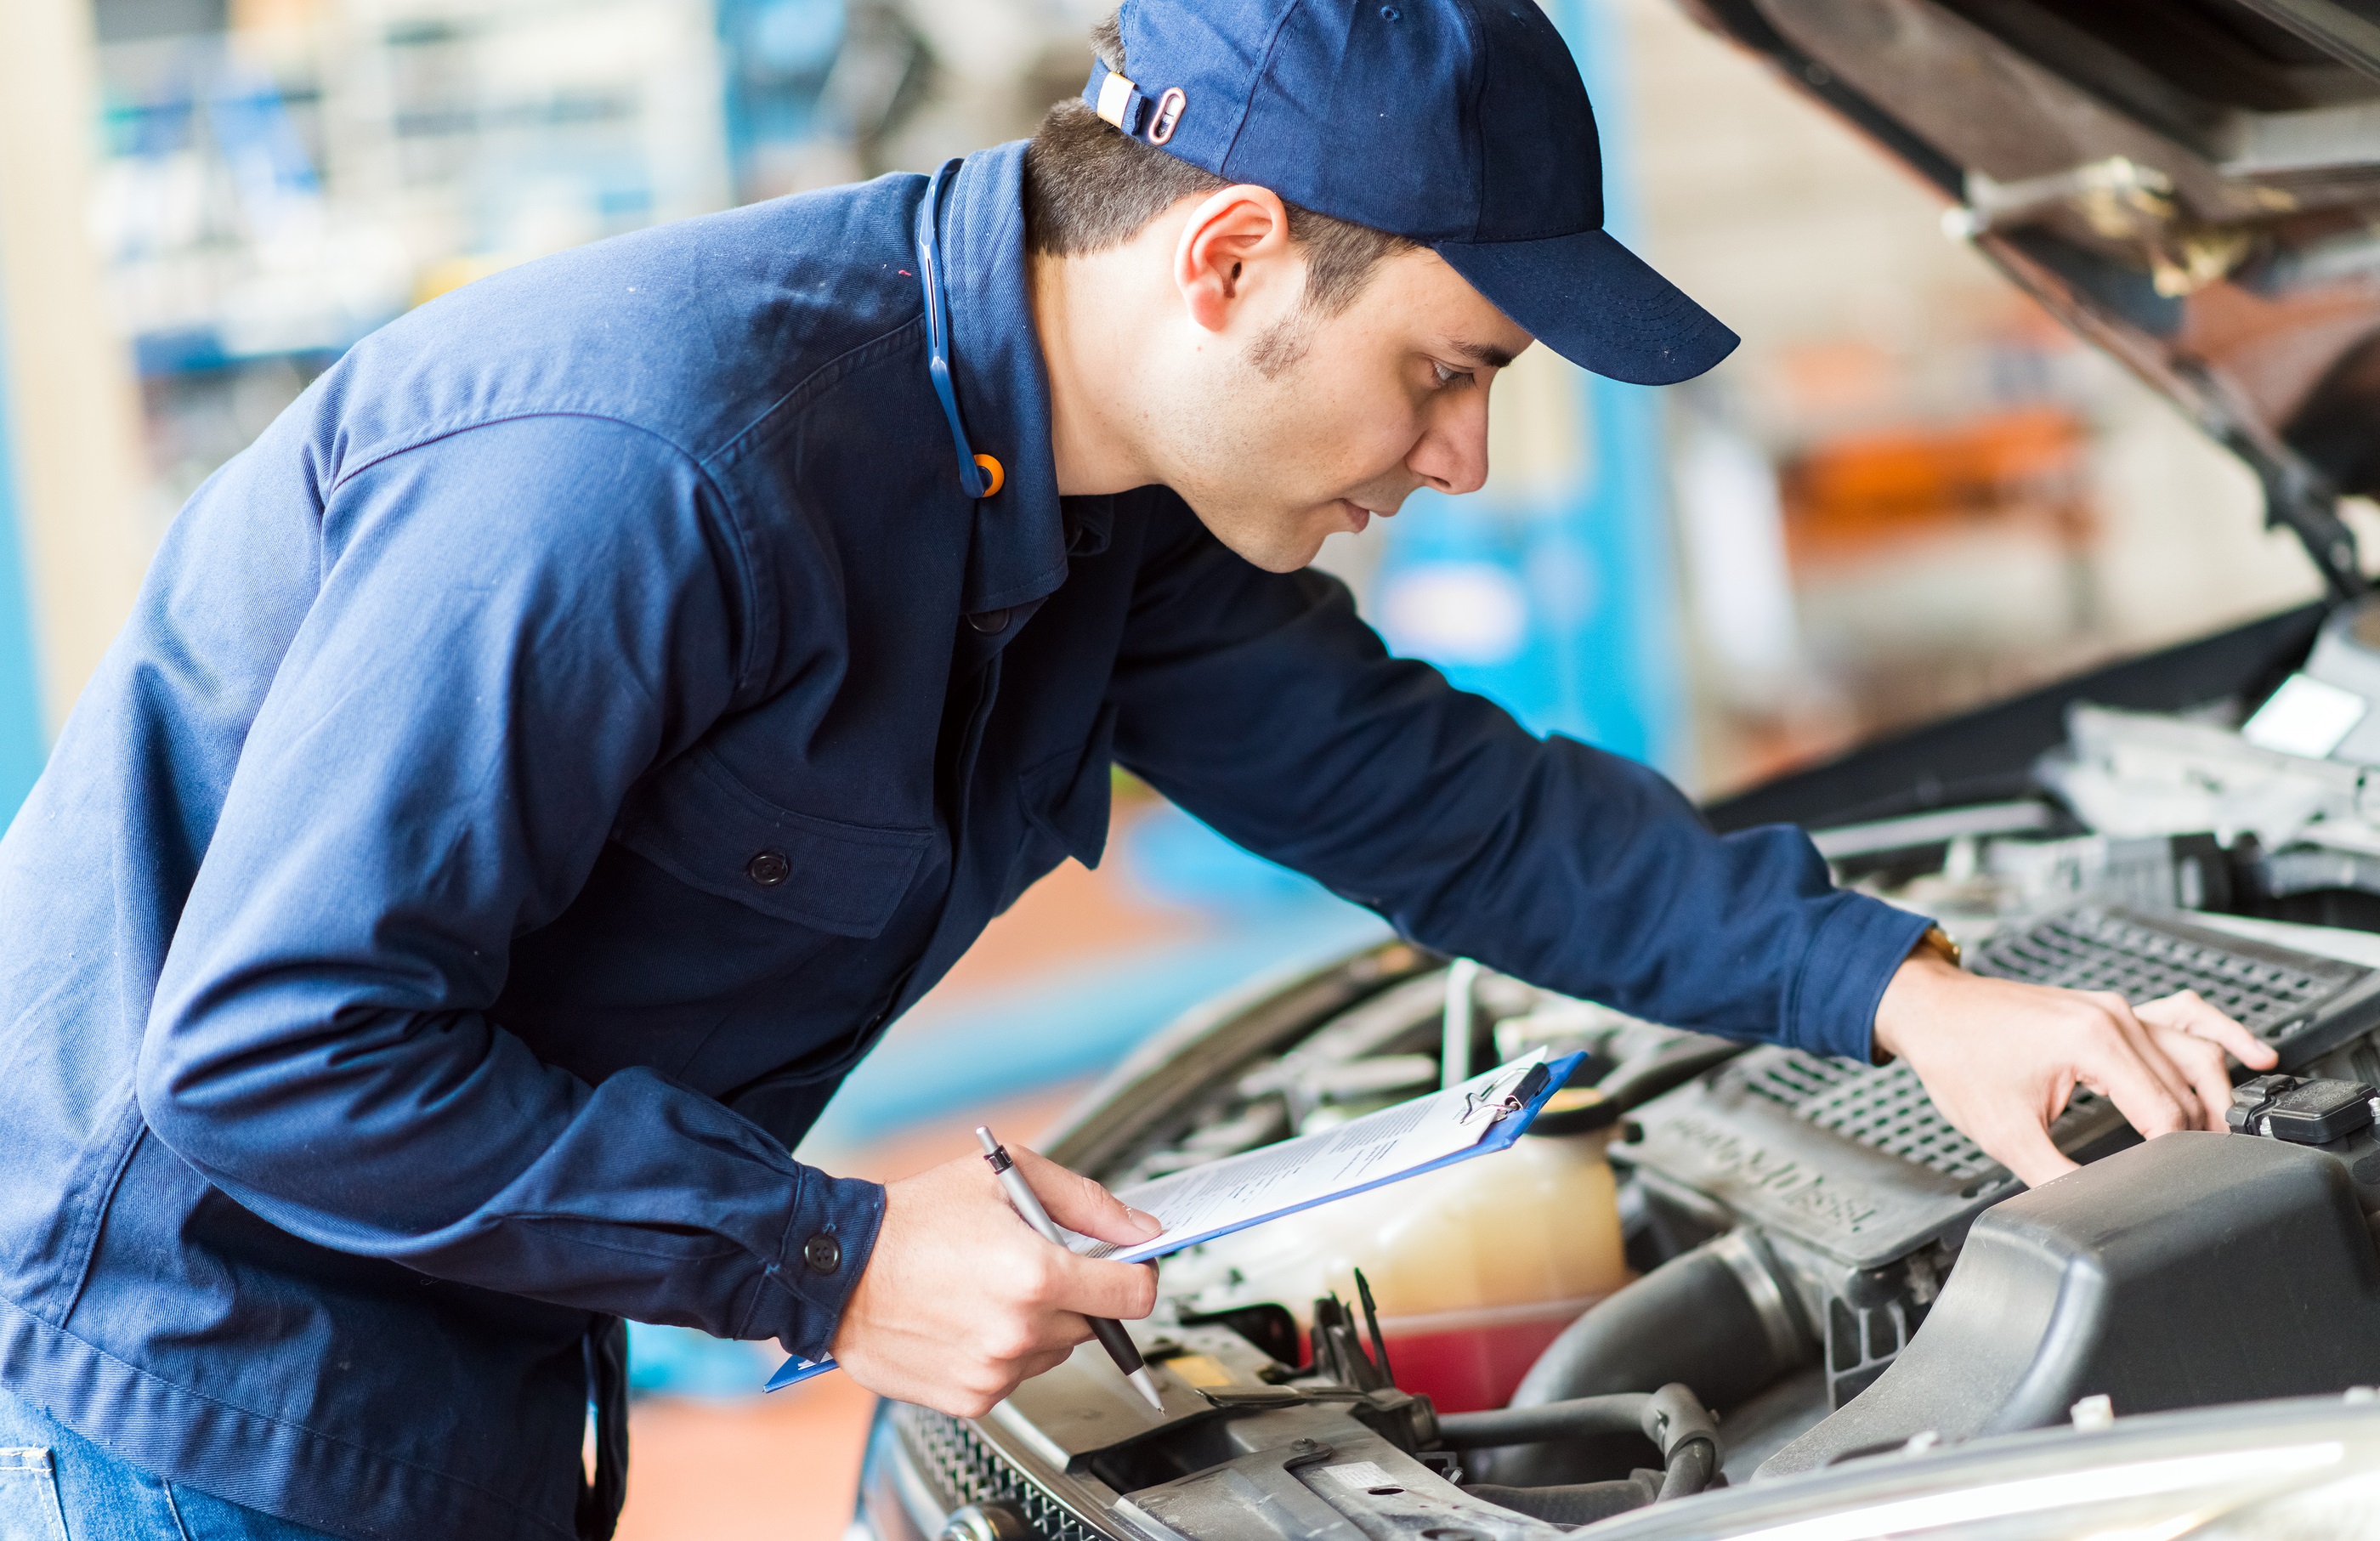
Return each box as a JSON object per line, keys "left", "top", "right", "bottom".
{"left": 1761, "top": 1131, "right": 2380, "bottom": 1476}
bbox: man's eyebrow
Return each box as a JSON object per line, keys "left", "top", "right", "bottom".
{"left": 1446, "top": 339, "right": 1516, "bottom": 369}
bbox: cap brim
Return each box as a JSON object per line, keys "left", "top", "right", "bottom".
{"left": 1435, "top": 227, "right": 1738, "bottom": 387}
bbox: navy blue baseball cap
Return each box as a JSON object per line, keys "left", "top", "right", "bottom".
{"left": 1080, "top": 0, "right": 1738, "bottom": 386}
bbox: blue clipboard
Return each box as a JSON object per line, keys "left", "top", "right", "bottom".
{"left": 764, "top": 1050, "right": 1585, "bottom": 1392}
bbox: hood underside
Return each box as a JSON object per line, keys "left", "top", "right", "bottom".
{"left": 1684, "top": 0, "right": 2380, "bottom": 598}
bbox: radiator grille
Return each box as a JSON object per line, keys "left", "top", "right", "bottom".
{"left": 893, "top": 1402, "right": 1104, "bottom": 1541}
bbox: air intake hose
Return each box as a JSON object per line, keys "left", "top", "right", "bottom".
{"left": 1477, "top": 1231, "right": 1810, "bottom": 1486}
{"left": 1456, "top": 1476, "right": 1658, "bottom": 1525}
{"left": 1442, "top": 1384, "right": 1721, "bottom": 1509}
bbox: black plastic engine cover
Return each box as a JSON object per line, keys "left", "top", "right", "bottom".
{"left": 1761, "top": 1132, "right": 2380, "bottom": 1476}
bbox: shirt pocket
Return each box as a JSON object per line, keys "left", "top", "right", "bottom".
{"left": 613, "top": 748, "right": 933, "bottom": 939}
{"left": 0, "top": 1448, "right": 68, "bottom": 1541}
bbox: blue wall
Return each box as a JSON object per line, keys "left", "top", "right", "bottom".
{"left": 1365, "top": 0, "right": 1688, "bottom": 776}
{"left": 0, "top": 238, "right": 49, "bottom": 824}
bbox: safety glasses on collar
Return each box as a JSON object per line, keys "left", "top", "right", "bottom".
{"left": 916, "top": 159, "right": 1006, "bottom": 501}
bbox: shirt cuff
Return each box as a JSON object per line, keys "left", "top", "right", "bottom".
{"left": 740, "top": 1167, "right": 887, "bottom": 1359}
{"left": 1788, "top": 894, "right": 1936, "bottom": 1062}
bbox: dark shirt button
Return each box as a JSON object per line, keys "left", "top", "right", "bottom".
{"left": 746, "top": 849, "right": 790, "bottom": 887}
{"left": 802, "top": 1232, "right": 842, "bottom": 1274}
{"left": 966, "top": 608, "right": 1012, "bottom": 634}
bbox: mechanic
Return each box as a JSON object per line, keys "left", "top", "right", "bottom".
{"left": 0, "top": 3, "right": 2279, "bottom": 1539}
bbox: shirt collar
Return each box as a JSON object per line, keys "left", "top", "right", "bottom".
{"left": 938, "top": 142, "right": 1079, "bottom": 612}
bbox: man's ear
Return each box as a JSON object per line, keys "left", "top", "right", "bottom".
{"left": 1173, "top": 184, "right": 1296, "bottom": 336}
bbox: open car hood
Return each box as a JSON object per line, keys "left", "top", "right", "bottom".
{"left": 1682, "top": 0, "right": 2380, "bottom": 600}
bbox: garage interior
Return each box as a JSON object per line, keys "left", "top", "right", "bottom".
{"left": 10, "top": 1, "right": 2380, "bottom": 1538}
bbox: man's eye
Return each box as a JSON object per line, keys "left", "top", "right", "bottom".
{"left": 1431, "top": 362, "right": 1475, "bottom": 390}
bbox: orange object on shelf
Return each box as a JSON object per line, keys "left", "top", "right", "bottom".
{"left": 1780, "top": 406, "right": 2092, "bottom": 566}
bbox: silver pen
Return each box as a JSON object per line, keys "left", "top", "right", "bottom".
{"left": 976, "top": 1125, "right": 1165, "bottom": 1411}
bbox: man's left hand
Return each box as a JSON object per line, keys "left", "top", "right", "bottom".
{"left": 1873, "top": 949, "right": 2280, "bottom": 1188}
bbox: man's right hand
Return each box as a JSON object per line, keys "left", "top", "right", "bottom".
{"left": 828, "top": 1145, "right": 1163, "bottom": 1416}
{"left": 1874, "top": 950, "right": 2275, "bottom": 1187}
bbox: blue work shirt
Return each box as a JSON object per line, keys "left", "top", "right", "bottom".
{"left": 0, "top": 142, "right": 1929, "bottom": 1539}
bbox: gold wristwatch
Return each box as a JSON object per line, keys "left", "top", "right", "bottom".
{"left": 1914, "top": 924, "right": 1963, "bottom": 968}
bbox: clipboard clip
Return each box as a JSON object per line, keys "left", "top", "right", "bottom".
{"left": 1459, "top": 1062, "right": 1553, "bottom": 1126}
{"left": 1459, "top": 1088, "right": 1526, "bottom": 1126}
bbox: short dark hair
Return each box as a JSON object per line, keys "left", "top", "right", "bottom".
{"left": 1022, "top": 15, "right": 1414, "bottom": 318}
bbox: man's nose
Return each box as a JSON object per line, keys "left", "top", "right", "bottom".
{"left": 1408, "top": 396, "right": 1491, "bottom": 496}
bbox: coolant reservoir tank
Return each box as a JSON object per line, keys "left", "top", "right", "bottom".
{"left": 1163, "top": 1086, "right": 1629, "bottom": 1412}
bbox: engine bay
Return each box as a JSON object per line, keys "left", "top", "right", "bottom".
{"left": 867, "top": 596, "right": 2380, "bottom": 1541}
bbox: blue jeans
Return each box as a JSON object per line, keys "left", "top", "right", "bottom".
{"left": 0, "top": 1385, "right": 340, "bottom": 1541}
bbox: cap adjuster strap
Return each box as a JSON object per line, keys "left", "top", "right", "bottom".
{"left": 1085, "top": 58, "right": 1150, "bottom": 136}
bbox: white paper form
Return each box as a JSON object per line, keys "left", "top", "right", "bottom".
{"left": 1072, "top": 1049, "right": 1554, "bottom": 1266}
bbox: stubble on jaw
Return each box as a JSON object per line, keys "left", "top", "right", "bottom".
{"left": 1244, "top": 313, "right": 1311, "bottom": 381}
{"left": 1153, "top": 314, "right": 1347, "bottom": 572}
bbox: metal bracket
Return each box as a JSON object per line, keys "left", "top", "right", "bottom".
{"left": 2173, "top": 356, "right": 2370, "bottom": 602}
{"left": 2246, "top": 437, "right": 2369, "bottom": 603}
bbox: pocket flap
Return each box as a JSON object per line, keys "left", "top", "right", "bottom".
{"left": 1023, "top": 705, "right": 1117, "bottom": 870}
{"left": 615, "top": 751, "right": 933, "bottom": 938}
